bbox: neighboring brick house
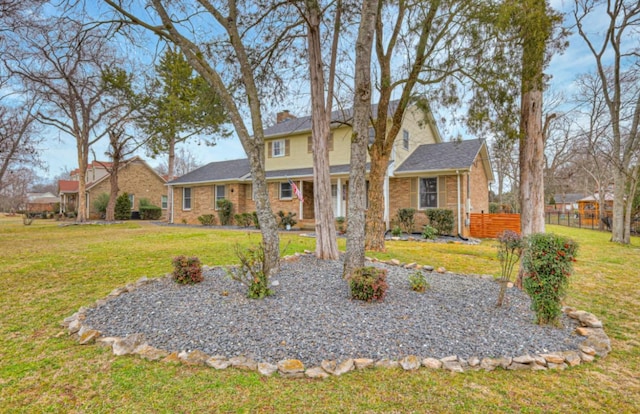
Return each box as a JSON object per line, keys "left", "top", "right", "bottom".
{"left": 167, "top": 102, "right": 493, "bottom": 236}
{"left": 58, "top": 157, "right": 167, "bottom": 219}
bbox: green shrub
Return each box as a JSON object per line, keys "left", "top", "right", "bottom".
{"left": 216, "top": 199, "right": 233, "bottom": 225}
{"left": 225, "top": 243, "right": 273, "bottom": 299}
{"left": 348, "top": 267, "right": 388, "bottom": 302}
{"left": 489, "top": 202, "right": 499, "bottom": 214}
{"left": 172, "top": 255, "right": 204, "bottom": 284}
{"left": 425, "top": 208, "right": 454, "bottom": 235}
{"left": 251, "top": 211, "right": 260, "bottom": 229}
{"left": 391, "top": 226, "right": 402, "bottom": 237}
{"left": 396, "top": 208, "right": 416, "bottom": 234}
{"left": 277, "top": 210, "right": 297, "bottom": 229}
{"left": 198, "top": 214, "right": 216, "bottom": 226}
{"left": 114, "top": 192, "right": 132, "bottom": 220}
{"left": 234, "top": 212, "right": 253, "bottom": 227}
{"left": 139, "top": 198, "right": 152, "bottom": 208}
{"left": 408, "top": 271, "right": 429, "bottom": 293}
{"left": 94, "top": 193, "right": 110, "bottom": 217}
{"left": 421, "top": 224, "right": 437, "bottom": 240}
{"left": 522, "top": 233, "right": 578, "bottom": 325}
{"left": 495, "top": 230, "right": 524, "bottom": 307}
{"left": 335, "top": 216, "right": 346, "bottom": 233}
{"left": 140, "top": 204, "right": 162, "bottom": 220}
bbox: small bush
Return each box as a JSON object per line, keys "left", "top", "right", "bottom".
{"left": 140, "top": 205, "right": 162, "bottom": 220}
{"left": 251, "top": 211, "right": 260, "bottom": 229}
{"left": 408, "top": 271, "right": 429, "bottom": 293}
{"left": 396, "top": 208, "right": 416, "bottom": 234}
{"left": 489, "top": 202, "right": 499, "bottom": 214}
{"left": 216, "top": 199, "right": 233, "bottom": 225}
{"left": 225, "top": 243, "right": 273, "bottom": 299}
{"left": 495, "top": 230, "right": 524, "bottom": 307}
{"left": 198, "top": 214, "right": 216, "bottom": 226}
{"left": 234, "top": 212, "right": 253, "bottom": 227}
{"left": 172, "top": 255, "right": 204, "bottom": 284}
{"left": 94, "top": 193, "right": 110, "bottom": 217}
{"left": 115, "top": 192, "right": 132, "bottom": 220}
{"left": 425, "top": 208, "right": 454, "bottom": 235}
{"left": 335, "top": 216, "right": 346, "bottom": 233}
{"left": 22, "top": 214, "right": 34, "bottom": 226}
{"left": 391, "top": 226, "right": 402, "bottom": 237}
{"left": 277, "top": 210, "right": 297, "bottom": 229}
{"left": 421, "top": 224, "right": 437, "bottom": 240}
{"left": 522, "top": 233, "right": 578, "bottom": 325}
{"left": 139, "top": 198, "right": 152, "bottom": 208}
{"left": 349, "top": 267, "right": 388, "bottom": 302}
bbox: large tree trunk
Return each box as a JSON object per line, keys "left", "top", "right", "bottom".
{"left": 344, "top": 0, "right": 377, "bottom": 277}
{"left": 365, "top": 147, "right": 390, "bottom": 251}
{"left": 167, "top": 135, "right": 176, "bottom": 223}
{"left": 76, "top": 143, "right": 89, "bottom": 223}
{"left": 105, "top": 158, "right": 120, "bottom": 221}
{"left": 519, "top": 88, "right": 546, "bottom": 237}
{"left": 306, "top": 0, "right": 339, "bottom": 260}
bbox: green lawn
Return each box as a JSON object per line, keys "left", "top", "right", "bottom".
{"left": 1, "top": 217, "right": 638, "bottom": 413}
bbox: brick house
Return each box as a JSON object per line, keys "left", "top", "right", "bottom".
{"left": 167, "top": 103, "right": 493, "bottom": 236}
{"left": 58, "top": 157, "right": 167, "bottom": 219}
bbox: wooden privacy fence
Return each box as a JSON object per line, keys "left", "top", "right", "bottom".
{"left": 470, "top": 213, "right": 521, "bottom": 238}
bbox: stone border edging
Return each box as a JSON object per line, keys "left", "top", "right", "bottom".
{"left": 61, "top": 252, "right": 611, "bottom": 379}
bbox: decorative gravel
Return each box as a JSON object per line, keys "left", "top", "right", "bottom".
{"left": 83, "top": 255, "right": 584, "bottom": 366}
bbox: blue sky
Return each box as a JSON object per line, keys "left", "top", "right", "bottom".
{"left": 39, "top": 0, "right": 608, "bottom": 181}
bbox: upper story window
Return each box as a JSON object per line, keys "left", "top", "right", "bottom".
{"left": 368, "top": 127, "right": 375, "bottom": 145}
{"left": 280, "top": 181, "right": 292, "bottom": 199}
{"left": 419, "top": 177, "right": 437, "bottom": 209}
{"left": 272, "top": 139, "right": 285, "bottom": 157}
{"left": 307, "top": 134, "right": 334, "bottom": 153}
{"left": 402, "top": 129, "right": 410, "bottom": 150}
{"left": 182, "top": 188, "right": 192, "bottom": 210}
{"left": 214, "top": 185, "right": 226, "bottom": 209}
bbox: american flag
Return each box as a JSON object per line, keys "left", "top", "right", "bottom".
{"left": 288, "top": 178, "right": 304, "bottom": 203}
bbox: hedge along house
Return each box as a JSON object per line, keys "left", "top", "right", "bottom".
{"left": 167, "top": 102, "right": 494, "bottom": 236}
{"left": 58, "top": 157, "right": 168, "bottom": 219}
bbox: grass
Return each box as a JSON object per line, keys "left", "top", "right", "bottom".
{"left": 0, "top": 216, "right": 638, "bottom": 413}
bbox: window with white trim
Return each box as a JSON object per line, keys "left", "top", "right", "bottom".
{"left": 272, "top": 139, "right": 285, "bottom": 157}
{"left": 214, "top": 185, "right": 226, "bottom": 209}
{"left": 402, "top": 129, "right": 409, "bottom": 150}
{"left": 280, "top": 182, "right": 292, "bottom": 199}
{"left": 128, "top": 194, "right": 135, "bottom": 209}
{"left": 182, "top": 188, "right": 192, "bottom": 210}
{"left": 161, "top": 195, "right": 168, "bottom": 209}
{"left": 419, "top": 177, "right": 437, "bottom": 209}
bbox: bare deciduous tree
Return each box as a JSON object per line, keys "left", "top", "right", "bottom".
{"left": 573, "top": 0, "right": 640, "bottom": 244}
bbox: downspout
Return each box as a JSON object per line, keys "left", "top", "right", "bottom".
{"left": 299, "top": 180, "right": 304, "bottom": 220}
{"left": 384, "top": 171, "right": 390, "bottom": 229}
{"left": 169, "top": 185, "right": 174, "bottom": 224}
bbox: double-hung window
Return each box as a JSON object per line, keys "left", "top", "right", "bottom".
{"left": 183, "top": 188, "right": 192, "bottom": 210}
{"left": 272, "top": 139, "right": 285, "bottom": 157}
{"left": 402, "top": 129, "right": 410, "bottom": 150}
{"left": 214, "top": 185, "right": 226, "bottom": 209}
{"left": 161, "top": 195, "right": 168, "bottom": 209}
{"left": 280, "top": 182, "right": 292, "bottom": 199}
{"left": 419, "top": 177, "right": 437, "bottom": 209}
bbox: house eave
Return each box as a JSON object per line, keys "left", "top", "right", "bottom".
{"left": 392, "top": 167, "right": 471, "bottom": 177}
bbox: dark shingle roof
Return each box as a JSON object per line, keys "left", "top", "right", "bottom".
{"left": 168, "top": 158, "right": 251, "bottom": 185}
{"left": 264, "top": 101, "right": 400, "bottom": 137}
{"left": 395, "top": 139, "right": 485, "bottom": 173}
{"left": 553, "top": 193, "right": 586, "bottom": 203}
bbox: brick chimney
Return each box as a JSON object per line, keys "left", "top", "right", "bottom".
{"left": 276, "top": 110, "right": 296, "bottom": 124}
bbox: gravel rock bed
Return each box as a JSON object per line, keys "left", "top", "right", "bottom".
{"left": 83, "top": 255, "right": 584, "bottom": 366}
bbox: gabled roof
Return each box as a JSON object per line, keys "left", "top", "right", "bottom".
{"left": 59, "top": 180, "right": 79, "bottom": 193}
{"left": 59, "top": 157, "right": 166, "bottom": 193}
{"left": 263, "top": 101, "right": 401, "bottom": 138}
{"left": 552, "top": 193, "right": 586, "bottom": 204}
{"left": 168, "top": 158, "right": 251, "bottom": 185}
{"left": 394, "top": 139, "right": 493, "bottom": 180}
{"left": 578, "top": 193, "right": 614, "bottom": 202}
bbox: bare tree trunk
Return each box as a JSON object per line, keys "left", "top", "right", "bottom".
{"left": 105, "top": 159, "right": 119, "bottom": 221}
{"left": 344, "top": 0, "right": 377, "bottom": 277}
{"left": 519, "top": 89, "right": 546, "bottom": 237}
{"left": 305, "top": 0, "right": 339, "bottom": 260}
{"left": 167, "top": 135, "right": 176, "bottom": 223}
{"left": 365, "top": 148, "right": 389, "bottom": 251}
